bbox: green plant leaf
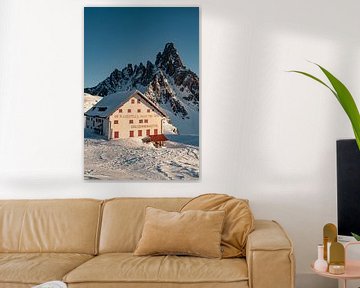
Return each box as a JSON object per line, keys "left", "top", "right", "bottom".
{"left": 289, "top": 64, "right": 360, "bottom": 150}
{"left": 351, "top": 232, "right": 360, "bottom": 241}
{"left": 316, "top": 64, "right": 360, "bottom": 147}
{"left": 288, "top": 70, "right": 337, "bottom": 99}
{"left": 353, "top": 128, "right": 360, "bottom": 150}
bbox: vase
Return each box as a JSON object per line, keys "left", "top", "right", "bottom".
{"left": 314, "top": 244, "right": 328, "bottom": 272}
{"left": 337, "top": 139, "right": 360, "bottom": 240}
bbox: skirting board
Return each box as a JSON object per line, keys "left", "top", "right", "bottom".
{"left": 297, "top": 273, "right": 360, "bottom": 288}
{"left": 296, "top": 273, "right": 337, "bottom": 288}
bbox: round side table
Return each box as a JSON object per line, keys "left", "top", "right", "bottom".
{"left": 311, "top": 242, "right": 360, "bottom": 288}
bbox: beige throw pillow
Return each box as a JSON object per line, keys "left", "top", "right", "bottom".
{"left": 134, "top": 207, "right": 225, "bottom": 258}
{"left": 181, "top": 194, "right": 255, "bottom": 258}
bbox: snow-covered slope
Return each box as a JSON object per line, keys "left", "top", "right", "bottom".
{"left": 84, "top": 43, "right": 199, "bottom": 135}
{"left": 84, "top": 137, "right": 199, "bottom": 180}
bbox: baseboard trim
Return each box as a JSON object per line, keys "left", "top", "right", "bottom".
{"left": 296, "top": 273, "right": 337, "bottom": 288}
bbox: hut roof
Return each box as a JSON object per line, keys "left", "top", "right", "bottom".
{"left": 85, "top": 90, "right": 167, "bottom": 118}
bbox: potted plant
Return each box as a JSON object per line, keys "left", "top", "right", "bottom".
{"left": 290, "top": 63, "right": 360, "bottom": 150}
{"left": 290, "top": 63, "right": 360, "bottom": 240}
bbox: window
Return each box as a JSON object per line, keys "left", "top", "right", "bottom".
{"left": 137, "top": 109, "right": 141, "bottom": 113}
{"left": 154, "top": 129, "right": 158, "bottom": 135}
{"left": 139, "top": 119, "right": 143, "bottom": 124}
{"left": 119, "top": 109, "right": 123, "bottom": 113}
{"left": 137, "top": 99, "right": 141, "bottom": 104}
{"left": 98, "top": 107, "right": 107, "bottom": 112}
{"left": 128, "top": 109, "right": 131, "bottom": 113}
{"left": 146, "top": 129, "right": 150, "bottom": 136}
{"left": 129, "top": 120, "right": 133, "bottom": 124}
{"left": 147, "top": 109, "right": 150, "bottom": 113}
{"left": 114, "top": 120, "right": 119, "bottom": 124}
{"left": 144, "top": 119, "right": 148, "bottom": 123}
{"left": 138, "top": 130, "right": 142, "bottom": 137}
{"left": 114, "top": 131, "right": 119, "bottom": 139}
{"left": 131, "top": 99, "right": 135, "bottom": 104}
{"left": 129, "top": 131, "right": 134, "bottom": 137}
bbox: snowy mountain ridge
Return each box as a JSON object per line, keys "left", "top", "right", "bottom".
{"left": 84, "top": 43, "right": 199, "bottom": 134}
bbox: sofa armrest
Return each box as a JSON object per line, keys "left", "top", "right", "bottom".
{"left": 246, "top": 220, "right": 295, "bottom": 288}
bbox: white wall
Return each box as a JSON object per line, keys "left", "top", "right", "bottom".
{"left": 1, "top": 0, "right": 359, "bottom": 287}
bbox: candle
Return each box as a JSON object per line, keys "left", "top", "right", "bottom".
{"left": 328, "top": 264, "right": 345, "bottom": 275}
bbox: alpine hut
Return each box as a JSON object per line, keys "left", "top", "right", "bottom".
{"left": 85, "top": 90, "right": 168, "bottom": 140}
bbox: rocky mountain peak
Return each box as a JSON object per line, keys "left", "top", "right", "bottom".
{"left": 155, "top": 42, "right": 184, "bottom": 75}
{"left": 84, "top": 42, "right": 199, "bottom": 131}
{"left": 146, "top": 60, "right": 154, "bottom": 69}
{"left": 122, "top": 64, "right": 133, "bottom": 78}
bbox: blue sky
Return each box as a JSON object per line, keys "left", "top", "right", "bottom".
{"left": 84, "top": 7, "right": 199, "bottom": 88}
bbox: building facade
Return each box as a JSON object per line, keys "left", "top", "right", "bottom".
{"left": 85, "top": 90, "right": 167, "bottom": 140}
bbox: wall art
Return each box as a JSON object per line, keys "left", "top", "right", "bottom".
{"left": 84, "top": 7, "right": 199, "bottom": 180}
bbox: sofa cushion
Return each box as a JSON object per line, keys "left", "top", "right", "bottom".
{"left": 0, "top": 199, "right": 102, "bottom": 254}
{"left": 99, "top": 198, "right": 190, "bottom": 253}
{"left": 181, "top": 194, "right": 254, "bottom": 258}
{"left": 63, "top": 253, "right": 248, "bottom": 284}
{"left": 134, "top": 207, "right": 225, "bottom": 258}
{"left": 0, "top": 253, "right": 93, "bottom": 285}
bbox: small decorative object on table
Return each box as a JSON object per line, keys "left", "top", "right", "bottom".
{"left": 312, "top": 224, "right": 360, "bottom": 288}
{"left": 323, "top": 223, "right": 337, "bottom": 263}
{"left": 329, "top": 242, "right": 345, "bottom": 274}
{"left": 321, "top": 223, "right": 345, "bottom": 274}
{"left": 314, "top": 244, "right": 328, "bottom": 272}
{"left": 32, "top": 281, "right": 67, "bottom": 288}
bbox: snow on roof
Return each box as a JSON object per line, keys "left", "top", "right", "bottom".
{"left": 84, "top": 90, "right": 167, "bottom": 118}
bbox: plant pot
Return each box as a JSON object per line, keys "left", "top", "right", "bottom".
{"left": 337, "top": 139, "right": 360, "bottom": 239}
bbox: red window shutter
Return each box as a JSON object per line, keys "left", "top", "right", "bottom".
{"left": 137, "top": 109, "right": 141, "bottom": 113}
{"left": 154, "top": 129, "right": 158, "bottom": 135}
{"left": 146, "top": 129, "right": 150, "bottom": 136}
{"left": 144, "top": 119, "right": 148, "bottom": 123}
{"left": 114, "top": 131, "right": 119, "bottom": 139}
{"left": 129, "top": 131, "right": 134, "bottom": 137}
{"left": 147, "top": 109, "right": 150, "bottom": 113}
{"left": 128, "top": 109, "right": 131, "bottom": 113}
{"left": 138, "top": 130, "right": 142, "bottom": 137}
{"left": 114, "top": 120, "right": 118, "bottom": 124}
{"left": 119, "top": 109, "right": 122, "bottom": 113}
{"left": 131, "top": 99, "right": 135, "bottom": 104}
{"left": 129, "top": 120, "right": 133, "bottom": 124}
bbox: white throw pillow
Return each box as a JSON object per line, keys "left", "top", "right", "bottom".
{"left": 32, "top": 281, "right": 67, "bottom": 288}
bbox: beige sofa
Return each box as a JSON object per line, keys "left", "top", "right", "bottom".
{"left": 0, "top": 198, "right": 295, "bottom": 288}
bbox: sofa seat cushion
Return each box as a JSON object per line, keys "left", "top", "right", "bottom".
{"left": 0, "top": 253, "right": 93, "bottom": 285}
{"left": 64, "top": 253, "right": 248, "bottom": 284}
